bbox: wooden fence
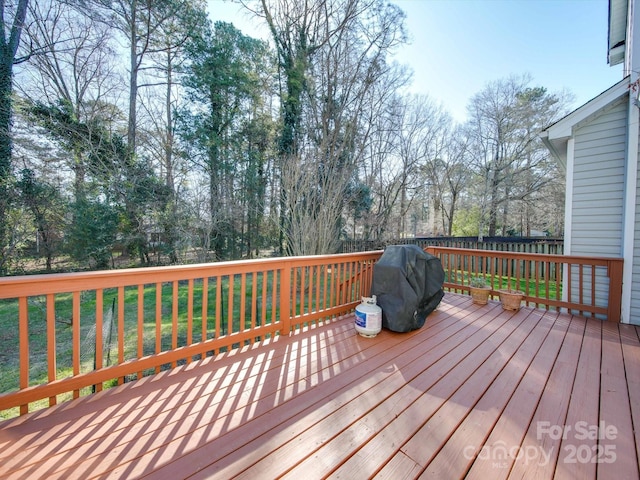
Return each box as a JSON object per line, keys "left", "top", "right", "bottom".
{"left": 342, "top": 237, "right": 564, "bottom": 255}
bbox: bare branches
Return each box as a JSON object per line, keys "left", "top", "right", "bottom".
{"left": 21, "top": 1, "right": 118, "bottom": 119}
{"left": 466, "top": 74, "right": 571, "bottom": 236}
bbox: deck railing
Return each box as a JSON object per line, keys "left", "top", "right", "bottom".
{"left": 0, "top": 252, "right": 378, "bottom": 417}
{"left": 0, "top": 247, "right": 624, "bottom": 418}
{"left": 425, "top": 246, "right": 623, "bottom": 322}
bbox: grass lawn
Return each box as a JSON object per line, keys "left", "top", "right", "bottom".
{"left": 455, "top": 271, "right": 562, "bottom": 299}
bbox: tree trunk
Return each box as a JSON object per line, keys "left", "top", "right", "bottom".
{"left": 0, "top": 0, "right": 29, "bottom": 274}
{"left": 164, "top": 48, "right": 178, "bottom": 263}
{"left": 165, "top": 49, "right": 174, "bottom": 193}
{"left": 0, "top": 60, "right": 13, "bottom": 271}
{"left": 488, "top": 168, "right": 499, "bottom": 237}
{"left": 128, "top": 5, "right": 138, "bottom": 153}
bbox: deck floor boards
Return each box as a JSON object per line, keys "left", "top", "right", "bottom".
{"left": 1, "top": 293, "right": 639, "bottom": 480}
{"left": 554, "top": 315, "right": 602, "bottom": 480}
{"left": 597, "top": 322, "right": 639, "bottom": 480}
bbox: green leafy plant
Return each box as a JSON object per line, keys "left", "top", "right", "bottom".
{"left": 469, "top": 276, "right": 489, "bottom": 289}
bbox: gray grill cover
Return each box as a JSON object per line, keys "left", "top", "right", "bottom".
{"left": 371, "top": 245, "right": 444, "bottom": 332}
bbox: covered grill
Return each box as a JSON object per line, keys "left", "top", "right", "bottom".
{"left": 371, "top": 244, "right": 445, "bottom": 333}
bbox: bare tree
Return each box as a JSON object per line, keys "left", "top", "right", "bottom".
{"left": 139, "top": 0, "right": 208, "bottom": 262}
{"left": 282, "top": 151, "right": 346, "bottom": 255}
{"left": 19, "top": 0, "right": 120, "bottom": 199}
{"left": 248, "top": 0, "right": 407, "bottom": 254}
{"left": 247, "top": 0, "right": 358, "bottom": 253}
{"left": 439, "top": 129, "right": 471, "bottom": 235}
{"left": 77, "top": 0, "right": 192, "bottom": 154}
{"left": 359, "top": 91, "right": 449, "bottom": 241}
{"left": 393, "top": 94, "right": 450, "bottom": 237}
{"left": 465, "top": 74, "right": 569, "bottom": 237}
{"left": 359, "top": 92, "right": 405, "bottom": 241}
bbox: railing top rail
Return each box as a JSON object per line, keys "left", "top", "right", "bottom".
{"left": 0, "top": 251, "right": 384, "bottom": 300}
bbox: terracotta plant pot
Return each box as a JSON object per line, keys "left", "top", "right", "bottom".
{"left": 498, "top": 289, "right": 524, "bottom": 311}
{"left": 470, "top": 286, "right": 491, "bottom": 305}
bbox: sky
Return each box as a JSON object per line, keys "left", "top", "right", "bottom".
{"left": 207, "top": 0, "right": 623, "bottom": 123}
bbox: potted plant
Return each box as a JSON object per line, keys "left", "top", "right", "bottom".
{"left": 498, "top": 287, "right": 525, "bottom": 311}
{"left": 469, "top": 276, "right": 491, "bottom": 305}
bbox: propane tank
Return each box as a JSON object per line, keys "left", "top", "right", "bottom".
{"left": 355, "top": 295, "right": 382, "bottom": 337}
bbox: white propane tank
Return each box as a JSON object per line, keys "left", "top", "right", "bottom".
{"left": 355, "top": 295, "right": 382, "bottom": 337}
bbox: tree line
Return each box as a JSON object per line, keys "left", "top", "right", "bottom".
{"left": 0, "top": 0, "right": 570, "bottom": 275}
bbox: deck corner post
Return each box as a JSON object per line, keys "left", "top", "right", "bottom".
{"left": 607, "top": 259, "right": 624, "bottom": 322}
{"left": 280, "top": 262, "right": 292, "bottom": 335}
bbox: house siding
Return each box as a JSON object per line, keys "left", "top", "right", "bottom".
{"left": 570, "top": 100, "right": 626, "bottom": 316}
{"left": 631, "top": 122, "right": 640, "bottom": 324}
{"left": 571, "top": 101, "right": 626, "bottom": 257}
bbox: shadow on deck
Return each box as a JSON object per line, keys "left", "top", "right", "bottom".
{"left": 1, "top": 293, "right": 639, "bottom": 479}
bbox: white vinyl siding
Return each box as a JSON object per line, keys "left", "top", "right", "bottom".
{"left": 571, "top": 101, "right": 626, "bottom": 257}
{"left": 631, "top": 126, "right": 640, "bottom": 323}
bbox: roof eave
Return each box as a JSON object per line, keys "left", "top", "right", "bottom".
{"left": 540, "top": 131, "right": 567, "bottom": 171}
{"left": 540, "top": 77, "right": 630, "bottom": 166}
{"left": 609, "top": 0, "right": 629, "bottom": 65}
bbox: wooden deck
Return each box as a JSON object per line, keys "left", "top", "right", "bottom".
{"left": 1, "top": 293, "right": 639, "bottom": 479}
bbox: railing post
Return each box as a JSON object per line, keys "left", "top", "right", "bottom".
{"left": 280, "top": 262, "right": 292, "bottom": 335}
{"left": 607, "top": 259, "right": 623, "bottom": 323}
{"left": 18, "top": 297, "right": 29, "bottom": 416}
